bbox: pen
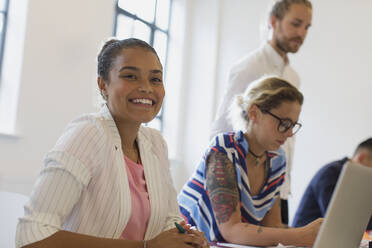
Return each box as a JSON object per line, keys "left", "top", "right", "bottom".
{"left": 174, "top": 222, "right": 186, "bottom": 234}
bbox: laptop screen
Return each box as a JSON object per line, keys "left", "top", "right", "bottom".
{"left": 314, "top": 161, "right": 372, "bottom": 248}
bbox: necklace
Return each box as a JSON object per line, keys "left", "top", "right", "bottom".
{"left": 122, "top": 141, "right": 140, "bottom": 164}
{"left": 248, "top": 148, "right": 266, "bottom": 166}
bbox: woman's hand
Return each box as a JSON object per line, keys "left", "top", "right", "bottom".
{"left": 185, "top": 225, "right": 209, "bottom": 248}
{"left": 297, "top": 217, "right": 323, "bottom": 247}
{"left": 147, "top": 227, "right": 209, "bottom": 248}
{"left": 181, "top": 221, "right": 209, "bottom": 248}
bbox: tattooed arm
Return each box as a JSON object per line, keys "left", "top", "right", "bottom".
{"left": 205, "top": 150, "right": 240, "bottom": 225}
{"left": 205, "top": 150, "right": 322, "bottom": 247}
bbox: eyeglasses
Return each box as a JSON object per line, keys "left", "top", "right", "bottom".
{"left": 261, "top": 109, "right": 302, "bottom": 135}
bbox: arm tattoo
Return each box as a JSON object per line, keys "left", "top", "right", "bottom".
{"left": 257, "top": 225, "right": 263, "bottom": 234}
{"left": 206, "top": 151, "right": 239, "bottom": 224}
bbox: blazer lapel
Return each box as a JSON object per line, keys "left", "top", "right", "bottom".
{"left": 137, "top": 128, "right": 164, "bottom": 239}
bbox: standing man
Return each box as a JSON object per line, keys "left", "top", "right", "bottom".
{"left": 210, "top": 0, "right": 313, "bottom": 224}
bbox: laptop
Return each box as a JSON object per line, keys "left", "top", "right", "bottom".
{"left": 314, "top": 161, "right": 372, "bottom": 248}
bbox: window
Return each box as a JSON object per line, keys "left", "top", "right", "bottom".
{"left": 114, "top": 0, "right": 173, "bottom": 132}
{"left": 0, "top": 0, "right": 9, "bottom": 79}
{"left": 0, "top": 0, "right": 28, "bottom": 135}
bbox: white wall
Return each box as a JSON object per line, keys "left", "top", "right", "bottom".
{"left": 289, "top": 0, "right": 372, "bottom": 222}
{"left": 164, "top": 0, "right": 223, "bottom": 191}
{"left": 0, "top": 0, "right": 115, "bottom": 194}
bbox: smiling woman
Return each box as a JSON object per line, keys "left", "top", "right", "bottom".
{"left": 97, "top": 39, "right": 165, "bottom": 161}
{"left": 97, "top": 39, "right": 165, "bottom": 162}
{"left": 15, "top": 38, "right": 209, "bottom": 248}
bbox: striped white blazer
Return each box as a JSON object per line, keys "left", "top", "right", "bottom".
{"left": 16, "top": 105, "right": 183, "bottom": 247}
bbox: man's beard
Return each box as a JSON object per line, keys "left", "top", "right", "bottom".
{"left": 275, "top": 35, "right": 302, "bottom": 54}
{"left": 274, "top": 24, "right": 302, "bottom": 54}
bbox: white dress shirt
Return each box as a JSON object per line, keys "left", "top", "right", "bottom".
{"left": 16, "top": 105, "right": 183, "bottom": 247}
{"left": 210, "top": 42, "right": 300, "bottom": 200}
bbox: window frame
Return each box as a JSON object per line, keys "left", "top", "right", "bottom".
{"left": 113, "top": 0, "right": 173, "bottom": 132}
{"left": 0, "top": 0, "right": 10, "bottom": 81}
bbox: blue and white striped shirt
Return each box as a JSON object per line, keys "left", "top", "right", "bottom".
{"left": 178, "top": 131, "right": 286, "bottom": 241}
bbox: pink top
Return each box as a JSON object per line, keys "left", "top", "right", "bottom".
{"left": 120, "top": 156, "right": 151, "bottom": 240}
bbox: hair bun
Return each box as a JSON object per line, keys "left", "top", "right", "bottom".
{"left": 236, "top": 95, "right": 244, "bottom": 107}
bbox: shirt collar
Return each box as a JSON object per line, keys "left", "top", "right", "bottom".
{"left": 98, "top": 104, "right": 151, "bottom": 151}
{"left": 234, "top": 130, "right": 280, "bottom": 158}
{"left": 263, "top": 42, "right": 288, "bottom": 72}
{"left": 99, "top": 104, "right": 121, "bottom": 145}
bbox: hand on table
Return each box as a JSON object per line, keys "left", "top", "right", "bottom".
{"left": 147, "top": 222, "right": 209, "bottom": 248}
{"left": 182, "top": 221, "right": 210, "bottom": 248}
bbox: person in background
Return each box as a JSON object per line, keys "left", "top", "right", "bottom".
{"left": 179, "top": 76, "right": 322, "bottom": 247}
{"left": 16, "top": 38, "right": 208, "bottom": 248}
{"left": 292, "top": 137, "right": 372, "bottom": 230}
{"left": 210, "top": 0, "right": 313, "bottom": 224}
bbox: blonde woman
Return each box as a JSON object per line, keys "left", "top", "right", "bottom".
{"left": 178, "top": 76, "right": 322, "bottom": 247}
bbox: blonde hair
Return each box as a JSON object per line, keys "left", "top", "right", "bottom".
{"left": 229, "top": 76, "right": 304, "bottom": 132}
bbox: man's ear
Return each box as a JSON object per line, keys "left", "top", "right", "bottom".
{"left": 354, "top": 150, "right": 367, "bottom": 165}
{"left": 270, "top": 15, "right": 278, "bottom": 30}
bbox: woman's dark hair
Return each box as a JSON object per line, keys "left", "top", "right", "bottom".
{"left": 97, "top": 38, "right": 160, "bottom": 81}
